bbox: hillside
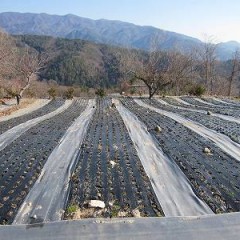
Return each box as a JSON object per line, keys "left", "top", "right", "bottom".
{"left": 15, "top": 35, "right": 123, "bottom": 88}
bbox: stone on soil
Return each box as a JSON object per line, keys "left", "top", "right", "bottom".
{"left": 87, "top": 200, "right": 105, "bottom": 209}
{"left": 155, "top": 126, "right": 162, "bottom": 132}
{"left": 207, "top": 111, "right": 212, "bottom": 115}
{"left": 203, "top": 147, "right": 211, "bottom": 154}
{"left": 132, "top": 208, "right": 141, "bottom": 218}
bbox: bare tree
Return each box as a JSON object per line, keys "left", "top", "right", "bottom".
{"left": 0, "top": 30, "right": 16, "bottom": 79}
{"left": 6, "top": 47, "right": 48, "bottom": 104}
{"left": 0, "top": 31, "right": 12, "bottom": 62}
{"left": 168, "top": 51, "right": 195, "bottom": 95}
{"left": 0, "top": 31, "right": 50, "bottom": 104}
{"left": 0, "top": 31, "right": 17, "bottom": 99}
{"left": 122, "top": 48, "right": 172, "bottom": 99}
{"left": 226, "top": 50, "right": 240, "bottom": 96}
{"left": 197, "top": 36, "right": 218, "bottom": 94}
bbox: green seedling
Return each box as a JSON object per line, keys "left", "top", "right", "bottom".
{"left": 66, "top": 204, "right": 79, "bottom": 215}
{"left": 111, "top": 203, "right": 121, "bottom": 217}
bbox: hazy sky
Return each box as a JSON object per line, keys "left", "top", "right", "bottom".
{"left": 1, "top": 0, "right": 240, "bottom": 43}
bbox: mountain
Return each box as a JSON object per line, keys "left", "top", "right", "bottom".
{"left": 0, "top": 12, "right": 240, "bottom": 60}
{"left": 216, "top": 41, "right": 240, "bottom": 60}
{"left": 0, "top": 12, "right": 200, "bottom": 52}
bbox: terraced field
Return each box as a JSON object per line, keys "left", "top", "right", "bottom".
{"left": 0, "top": 99, "right": 88, "bottom": 224}
{"left": 0, "top": 96, "right": 239, "bottom": 226}
{"left": 67, "top": 98, "right": 163, "bottom": 219}
{"left": 143, "top": 98, "right": 240, "bottom": 144}
{"left": 179, "top": 96, "right": 240, "bottom": 117}
{"left": 0, "top": 99, "right": 65, "bottom": 135}
{"left": 121, "top": 98, "right": 240, "bottom": 214}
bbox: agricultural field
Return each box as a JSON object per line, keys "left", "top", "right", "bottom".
{"left": 0, "top": 96, "right": 239, "bottom": 225}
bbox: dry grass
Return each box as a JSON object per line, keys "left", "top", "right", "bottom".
{"left": 65, "top": 205, "right": 104, "bottom": 220}
{"left": 0, "top": 98, "right": 36, "bottom": 117}
{"left": 72, "top": 208, "right": 97, "bottom": 220}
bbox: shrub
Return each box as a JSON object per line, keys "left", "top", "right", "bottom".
{"left": 0, "top": 88, "right": 5, "bottom": 98}
{"left": 195, "top": 85, "right": 206, "bottom": 96}
{"left": 130, "top": 88, "right": 136, "bottom": 95}
{"left": 189, "top": 84, "right": 206, "bottom": 96}
{"left": 64, "top": 87, "right": 75, "bottom": 99}
{"left": 25, "top": 89, "right": 36, "bottom": 98}
{"left": 48, "top": 87, "right": 57, "bottom": 99}
{"left": 111, "top": 202, "right": 121, "bottom": 218}
{"left": 95, "top": 88, "right": 106, "bottom": 97}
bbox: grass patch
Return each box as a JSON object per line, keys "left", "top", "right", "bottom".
{"left": 66, "top": 204, "right": 79, "bottom": 215}
{"left": 111, "top": 203, "right": 121, "bottom": 217}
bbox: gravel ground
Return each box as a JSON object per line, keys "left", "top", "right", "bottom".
{"left": 0, "top": 99, "right": 88, "bottom": 224}
{"left": 121, "top": 98, "right": 240, "bottom": 214}
{"left": 66, "top": 98, "right": 163, "bottom": 219}
{"left": 144, "top": 99, "right": 240, "bottom": 144}
{"left": 0, "top": 99, "right": 65, "bottom": 135}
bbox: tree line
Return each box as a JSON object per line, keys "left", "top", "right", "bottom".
{"left": 1, "top": 32, "right": 240, "bottom": 101}
{"left": 119, "top": 36, "right": 240, "bottom": 98}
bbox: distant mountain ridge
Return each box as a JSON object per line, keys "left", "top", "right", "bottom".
{"left": 0, "top": 12, "right": 239, "bottom": 60}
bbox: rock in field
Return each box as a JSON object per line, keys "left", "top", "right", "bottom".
{"left": 154, "top": 126, "right": 162, "bottom": 132}
{"left": 207, "top": 111, "right": 212, "bottom": 115}
{"left": 87, "top": 200, "right": 105, "bottom": 209}
{"left": 203, "top": 147, "right": 211, "bottom": 154}
{"left": 110, "top": 160, "right": 116, "bottom": 168}
{"left": 132, "top": 208, "right": 141, "bottom": 218}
